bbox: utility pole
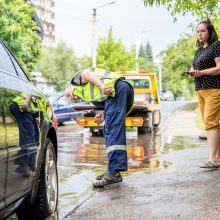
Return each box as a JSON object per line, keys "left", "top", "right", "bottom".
{"left": 135, "top": 35, "right": 139, "bottom": 74}
{"left": 92, "top": 8, "right": 97, "bottom": 68}
{"left": 91, "top": 2, "right": 116, "bottom": 68}
{"left": 154, "top": 57, "right": 163, "bottom": 92}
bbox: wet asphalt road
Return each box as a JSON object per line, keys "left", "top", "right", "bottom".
{"left": 54, "top": 101, "right": 220, "bottom": 220}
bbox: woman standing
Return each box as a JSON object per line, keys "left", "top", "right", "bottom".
{"left": 188, "top": 19, "right": 220, "bottom": 168}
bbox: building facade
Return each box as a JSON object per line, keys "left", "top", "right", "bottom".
{"left": 31, "top": 0, "right": 55, "bottom": 46}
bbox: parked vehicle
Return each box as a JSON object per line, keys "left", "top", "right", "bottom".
{"left": 160, "top": 90, "right": 174, "bottom": 101}
{"left": 0, "top": 38, "right": 58, "bottom": 219}
{"left": 46, "top": 92, "right": 87, "bottom": 125}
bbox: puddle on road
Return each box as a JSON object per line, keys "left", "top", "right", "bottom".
{"left": 57, "top": 126, "right": 206, "bottom": 219}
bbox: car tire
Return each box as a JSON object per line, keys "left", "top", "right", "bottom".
{"left": 16, "top": 138, "right": 58, "bottom": 220}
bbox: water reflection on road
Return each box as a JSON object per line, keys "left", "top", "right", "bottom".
{"left": 57, "top": 125, "right": 201, "bottom": 219}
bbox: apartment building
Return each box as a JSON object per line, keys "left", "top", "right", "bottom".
{"left": 31, "top": 0, "right": 56, "bottom": 46}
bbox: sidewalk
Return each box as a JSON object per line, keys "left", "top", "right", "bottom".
{"left": 159, "top": 101, "right": 203, "bottom": 137}
{"left": 65, "top": 103, "right": 220, "bottom": 220}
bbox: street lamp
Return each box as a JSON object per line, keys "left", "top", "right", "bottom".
{"left": 154, "top": 57, "right": 163, "bottom": 92}
{"left": 91, "top": 1, "right": 116, "bottom": 68}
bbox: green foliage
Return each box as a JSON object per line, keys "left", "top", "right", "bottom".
{"left": 96, "top": 27, "right": 137, "bottom": 71}
{"left": 145, "top": 42, "right": 153, "bottom": 62}
{"left": 38, "top": 42, "right": 81, "bottom": 91}
{"left": 139, "top": 44, "right": 145, "bottom": 58}
{"left": 0, "top": 0, "right": 41, "bottom": 76}
{"left": 143, "top": 0, "right": 219, "bottom": 20}
{"left": 138, "top": 42, "right": 154, "bottom": 70}
{"left": 161, "top": 34, "right": 196, "bottom": 98}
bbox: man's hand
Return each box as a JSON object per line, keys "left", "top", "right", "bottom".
{"left": 21, "top": 101, "right": 29, "bottom": 111}
{"left": 94, "top": 112, "right": 104, "bottom": 124}
{"left": 99, "top": 84, "right": 113, "bottom": 95}
{"left": 65, "top": 84, "right": 80, "bottom": 101}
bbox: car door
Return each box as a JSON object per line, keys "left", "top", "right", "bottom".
{"left": 0, "top": 40, "right": 41, "bottom": 206}
{"left": 0, "top": 94, "right": 7, "bottom": 211}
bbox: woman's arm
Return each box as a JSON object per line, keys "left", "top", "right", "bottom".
{"left": 188, "top": 57, "right": 220, "bottom": 78}
{"left": 199, "top": 57, "right": 220, "bottom": 76}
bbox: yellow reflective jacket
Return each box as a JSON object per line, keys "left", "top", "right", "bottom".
{"left": 72, "top": 68, "right": 134, "bottom": 115}
{"left": 12, "top": 93, "right": 39, "bottom": 113}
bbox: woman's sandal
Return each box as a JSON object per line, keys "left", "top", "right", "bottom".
{"left": 200, "top": 161, "right": 220, "bottom": 169}
{"left": 93, "top": 173, "right": 123, "bottom": 188}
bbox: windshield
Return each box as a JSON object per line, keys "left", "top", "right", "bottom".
{"left": 126, "top": 79, "right": 150, "bottom": 89}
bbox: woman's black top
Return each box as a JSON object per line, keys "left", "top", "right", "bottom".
{"left": 192, "top": 40, "right": 220, "bottom": 90}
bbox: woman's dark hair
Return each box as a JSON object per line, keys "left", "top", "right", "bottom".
{"left": 196, "top": 18, "right": 218, "bottom": 47}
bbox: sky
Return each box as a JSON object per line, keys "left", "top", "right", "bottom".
{"left": 55, "top": 0, "right": 197, "bottom": 59}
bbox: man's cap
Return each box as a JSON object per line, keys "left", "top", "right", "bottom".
{"left": 71, "top": 68, "right": 96, "bottom": 85}
{"left": 71, "top": 70, "right": 83, "bottom": 85}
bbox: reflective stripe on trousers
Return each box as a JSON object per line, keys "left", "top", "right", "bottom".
{"left": 106, "top": 145, "right": 126, "bottom": 154}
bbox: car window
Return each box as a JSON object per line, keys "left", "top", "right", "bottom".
{"left": 0, "top": 43, "right": 17, "bottom": 76}
{"left": 9, "top": 53, "right": 29, "bottom": 80}
{"left": 126, "top": 79, "right": 150, "bottom": 89}
{"left": 47, "top": 95, "right": 58, "bottom": 106}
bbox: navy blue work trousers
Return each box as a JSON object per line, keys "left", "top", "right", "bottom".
{"left": 94, "top": 80, "right": 134, "bottom": 172}
{"left": 10, "top": 103, "right": 39, "bottom": 166}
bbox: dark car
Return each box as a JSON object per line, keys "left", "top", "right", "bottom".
{"left": 0, "top": 38, "right": 58, "bottom": 219}
{"left": 47, "top": 92, "right": 86, "bottom": 125}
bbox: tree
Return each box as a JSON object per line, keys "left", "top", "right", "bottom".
{"left": 139, "top": 44, "right": 146, "bottom": 58}
{"left": 161, "top": 34, "right": 196, "bottom": 99}
{"left": 96, "top": 27, "right": 137, "bottom": 71}
{"left": 138, "top": 42, "right": 155, "bottom": 71}
{"left": 145, "top": 42, "right": 153, "bottom": 62}
{"left": 38, "top": 42, "right": 80, "bottom": 91}
{"left": 0, "top": 0, "right": 41, "bottom": 75}
{"left": 143, "top": 0, "right": 219, "bottom": 20}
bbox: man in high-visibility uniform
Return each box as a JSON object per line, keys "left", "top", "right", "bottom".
{"left": 10, "top": 93, "right": 40, "bottom": 177}
{"left": 65, "top": 68, "right": 134, "bottom": 187}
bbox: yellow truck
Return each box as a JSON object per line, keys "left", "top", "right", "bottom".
{"left": 75, "top": 70, "right": 161, "bottom": 135}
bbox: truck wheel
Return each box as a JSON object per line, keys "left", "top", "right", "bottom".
{"left": 90, "top": 128, "right": 98, "bottom": 136}
{"left": 98, "top": 129, "right": 103, "bottom": 136}
{"left": 138, "top": 113, "right": 153, "bottom": 134}
{"left": 16, "top": 139, "right": 58, "bottom": 220}
{"left": 153, "top": 110, "right": 161, "bottom": 128}
{"left": 138, "top": 124, "right": 152, "bottom": 134}
{"left": 90, "top": 128, "right": 103, "bottom": 136}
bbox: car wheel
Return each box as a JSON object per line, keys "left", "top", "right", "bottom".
{"left": 16, "top": 138, "right": 58, "bottom": 220}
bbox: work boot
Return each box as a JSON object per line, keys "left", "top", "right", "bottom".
{"left": 96, "top": 172, "right": 106, "bottom": 180}
{"left": 96, "top": 172, "right": 121, "bottom": 180}
{"left": 15, "top": 165, "right": 31, "bottom": 177}
{"left": 29, "top": 165, "right": 36, "bottom": 172}
{"left": 93, "top": 173, "right": 122, "bottom": 188}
